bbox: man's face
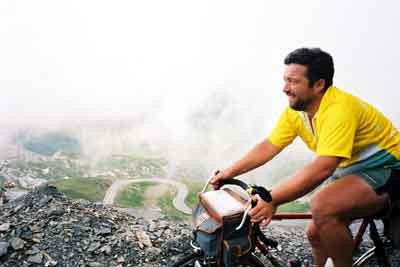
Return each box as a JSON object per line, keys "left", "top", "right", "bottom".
{"left": 283, "top": 64, "right": 315, "bottom": 111}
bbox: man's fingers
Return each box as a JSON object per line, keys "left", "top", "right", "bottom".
{"left": 249, "top": 194, "right": 274, "bottom": 224}
{"left": 251, "top": 212, "right": 265, "bottom": 222}
{"left": 210, "top": 177, "right": 220, "bottom": 187}
{"left": 250, "top": 205, "right": 268, "bottom": 222}
{"left": 209, "top": 170, "right": 221, "bottom": 185}
{"left": 248, "top": 195, "right": 262, "bottom": 216}
{"left": 259, "top": 216, "right": 272, "bottom": 227}
{"left": 212, "top": 182, "right": 219, "bottom": 190}
{"left": 249, "top": 195, "right": 268, "bottom": 222}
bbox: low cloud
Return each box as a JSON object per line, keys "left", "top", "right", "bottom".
{"left": 1, "top": 0, "right": 399, "bottom": 183}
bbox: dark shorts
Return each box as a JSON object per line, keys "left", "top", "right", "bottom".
{"left": 330, "top": 151, "right": 400, "bottom": 199}
{"left": 333, "top": 168, "right": 400, "bottom": 201}
{"left": 355, "top": 168, "right": 396, "bottom": 190}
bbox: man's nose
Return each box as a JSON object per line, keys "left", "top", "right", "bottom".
{"left": 283, "top": 83, "right": 290, "bottom": 94}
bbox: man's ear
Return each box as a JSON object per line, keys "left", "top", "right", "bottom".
{"left": 313, "top": 79, "right": 326, "bottom": 94}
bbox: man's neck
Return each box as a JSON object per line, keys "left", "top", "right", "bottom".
{"left": 306, "top": 95, "right": 323, "bottom": 118}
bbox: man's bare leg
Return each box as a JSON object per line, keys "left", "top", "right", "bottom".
{"left": 309, "top": 175, "right": 387, "bottom": 267}
{"left": 306, "top": 221, "right": 328, "bottom": 267}
{"left": 316, "top": 217, "right": 354, "bottom": 266}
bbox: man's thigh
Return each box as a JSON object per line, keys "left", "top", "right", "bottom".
{"left": 310, "top": 174, "right": 388, "bottom": 221}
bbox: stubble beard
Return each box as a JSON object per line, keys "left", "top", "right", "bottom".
{"left": 289, "top": 97, "right": 313, "bottom": 111}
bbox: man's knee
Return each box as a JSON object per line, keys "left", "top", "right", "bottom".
{"left": 310, "top": 192, "right": 338, "bottom": 228}
{"left": 306, "top": 222, "right": 321, "bottom": 246}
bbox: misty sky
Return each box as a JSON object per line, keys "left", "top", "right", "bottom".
{"left": 1, "top": 1, "right": 400, "bottom": 179}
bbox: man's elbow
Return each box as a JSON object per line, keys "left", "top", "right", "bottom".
{"left": 314, "top": 156, "right": 341, "bottom": 179}
{"left": 319, "top": 167, "right": 335, "bottom": 180}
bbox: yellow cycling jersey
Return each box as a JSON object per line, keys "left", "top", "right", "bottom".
{"left": 268, "top": 86, "right": 400, "bottom": 168}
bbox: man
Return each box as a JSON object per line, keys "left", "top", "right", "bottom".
{"left": 210, "top": 48, "right": 400, "bottom": 267}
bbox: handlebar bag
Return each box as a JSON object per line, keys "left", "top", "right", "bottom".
{"left": 193, "top": 202, "right": 222, "bottom": 257}
{"left": 193, "top": 188, "right": 252, "bottom": 264}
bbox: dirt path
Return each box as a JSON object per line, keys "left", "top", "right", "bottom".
{"left": 103, "top": 178, "right": 192, "bottom": 214}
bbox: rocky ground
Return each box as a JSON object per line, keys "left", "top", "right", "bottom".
{"left": 0, "top": 185, "right": 398, "bottom": 267}
{"left": 0, "top": 185, "right": 191, "bottom": 267}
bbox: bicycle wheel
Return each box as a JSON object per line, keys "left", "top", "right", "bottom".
{"left": 170, "top": 252, "right": 265, "bottom": 267}
{"left": 170, "top": 252, "right": 204, "bottom": 267}
{"left": 353, "top": 243, "right": 400, "bottom": 267}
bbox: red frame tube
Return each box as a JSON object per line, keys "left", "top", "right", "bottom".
{"left": 272, "top": 213, "right": 312, "bottom": 220}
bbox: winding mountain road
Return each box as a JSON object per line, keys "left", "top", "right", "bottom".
{"left": 103, "top": 178, "right": 192, "bottom": 214}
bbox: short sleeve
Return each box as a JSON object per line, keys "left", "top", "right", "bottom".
{"left": 268, "top": 108, "right": 297, "bottom": 148}
{"left": 316, "top": 105, "right": 358, "bottom": 158}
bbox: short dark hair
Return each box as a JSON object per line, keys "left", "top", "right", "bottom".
{"left": 284, "top": 48, "right": 334, "bottom": 91}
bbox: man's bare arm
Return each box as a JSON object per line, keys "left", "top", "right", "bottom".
{"left": 210, "top": 139, "right": 282, "bottom": 184}
{"left": 271, "top": 155, "right": 341, "bottom": 205}
{"left": 249, "top": 155, "right": 341, "bottom": 225}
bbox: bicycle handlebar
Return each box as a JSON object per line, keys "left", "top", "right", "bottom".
{"left": 217, "top": 178, "right": 272, "bottom": 203}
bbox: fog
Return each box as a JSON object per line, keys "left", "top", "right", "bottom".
{"left": 1, "top": 0, "right": 400, "bottom": 183}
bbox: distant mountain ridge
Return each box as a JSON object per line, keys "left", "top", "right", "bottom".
{"left": 16, "top": 132, "right": 81, "bottom": 156}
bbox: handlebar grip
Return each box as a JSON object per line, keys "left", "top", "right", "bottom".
{"left": 250, "top": 185, "right": 272, "bottom": 203}
{"left": 217, "top": 178, "right": 249, "bottom": 191}
{"left": 217, "top": 179, "right": 272, "bottom": 203}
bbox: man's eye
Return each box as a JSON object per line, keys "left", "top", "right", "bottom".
{"left": 284, "top": 77, "right": 299, "bottom": 84}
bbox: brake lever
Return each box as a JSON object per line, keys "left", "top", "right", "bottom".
{"left": 200, "top": 175, "right": 213, "bottom": 193}
{"left": 235, "top": 203, "right": 252, "bottom": 230}
{"left": 236, "top": 194, "right": 258, "bottom": 230}
{"left": 200, "top": 171, "right": 221, "bottom": 193}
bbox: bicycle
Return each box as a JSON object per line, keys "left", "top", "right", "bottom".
{"left": 170, "top": 178, "right": 400, "bottom": 267}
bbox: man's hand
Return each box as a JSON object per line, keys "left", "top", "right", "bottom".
{"left": 209, "top": 169, "right": 232, "bottom": 189}
{"left": 248, "top": 194, "right": 276, "bottom": 227}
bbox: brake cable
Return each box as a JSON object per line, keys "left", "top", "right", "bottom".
{"left": 236, "top": 185, "right": 272, "bottom": 230}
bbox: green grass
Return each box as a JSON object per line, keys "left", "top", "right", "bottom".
{"left": 277, "top": 201, "right": 310, "bottom": 213}
{"left": 115, "top": 182, "right": 155, "bottom": 208}
{"left": 158, "top": 178, "right": 204, "bottom": 221}
{"left": 115, "top": 179, "right": 196, "bottom": 220}
{"left": 158, "top": 189, "right": 189, "bottom": 221}
{"left": 180, "top": 179, "right": 204, "bottom": 208}
{"left": 49, "top": 177, "right": 112, "bottom": 202}
{"left": 0, "top": 175, "right": 4, "bottom": 187}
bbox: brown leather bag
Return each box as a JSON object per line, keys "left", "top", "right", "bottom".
{"left": 199, "top": 188, "right": 247, "bottom": 222}
{"left": 193, "top": 188, "right": 252, "bottom": 265}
